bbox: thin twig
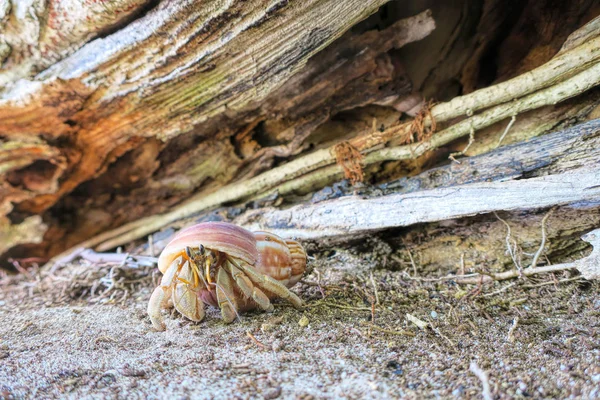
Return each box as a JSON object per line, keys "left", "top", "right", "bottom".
{"left": 523, "top": 276, "right": 584, "bottom": 288}
{"left": 497, "top": 115, "right": 517, "bottom": 147}
{"left": 406, "top": 248, "right": 417, "bottom": 277}
{"left": 370, "top": 301, "right": 376, "bottom": 324}
{"left": 507, "top": 317, "right": 519, "bottom": 343}
{"left": 361, "top": 322, "right": 415, "bottom": 337}
{"left": 455, "top": 262, "right": 581, "bottom": 284}
{"left": 432, "top": 327, "right": 455, "bottom": 347}
{"left": 482, "top": 282, "right": 517, "bottom": 297}
{"left": 403, "top": 271, "right": 480, "bottom": 282}
{"left": 312, "top": 301, "right": 371, "bottom": 311}
{"left": 449, "top": 127, "right": 475, "bottom": 163}
{"left": 407, "top": 261, "right": 583, "bottom": 285}
{"left": 370, "top": 272, "right": 380, "bottom": 305}
{"left": 246, "top": 331, "right": 267, "bottom": 350}
{"left": 494, "top": 212, "right": 522, "bottom": 275}
{"left": 470, "top": 362, "right": 493, "bottom": 400}
{"left": 529, "top": 208, "right": 555, "bottom": 269}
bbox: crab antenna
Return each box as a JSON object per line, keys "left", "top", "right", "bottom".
{"left": 192, "top": 261, "right": 211, "bottom": 291}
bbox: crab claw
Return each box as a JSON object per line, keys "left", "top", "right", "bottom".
{"left": 148, "top": 285, "right": 171, "bottom": 331}
{"left": 172, "top": 260, "right": 205, "bottom": 323}
{"left": 148, "top": 257, "right": 182, "bottom": 331}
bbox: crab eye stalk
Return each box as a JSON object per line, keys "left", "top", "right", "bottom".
{"left": 198, "top": 244, "right": 206, "bottom": 255}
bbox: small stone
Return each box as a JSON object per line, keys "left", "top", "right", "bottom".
{"left": 430, "top": 311, "right": 438, "bottom": 319}
{"left": 271, "top": 340, "right": 284, "bottom": 352}
{"left": 298, "top": 315, "right": 309, "bottom": 327}
{"left": 0, "top": 351, "right": 9, "bottom": 359}
{"left": 120, "top": 366, "right": 147, "bottom": 377}
{"left": 263, "top": 386, "right": 282, "bottom": 399}
{"left": 452, "top": 385, "right": 465, "bottom": 397}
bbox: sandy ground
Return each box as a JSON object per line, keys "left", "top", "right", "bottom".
{"left": 1, "top": 248, "right": 599, "bottom": 399}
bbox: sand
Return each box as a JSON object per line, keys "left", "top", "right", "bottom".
{"left": 1, "top": 249, "right": 599, "bottom": 399}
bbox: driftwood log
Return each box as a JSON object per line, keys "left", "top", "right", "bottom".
{"left": 240, "top": 119, "right": 600, "bottom": 240}
{"left": 235, "top": 119, "right": 600, "bottom": 275}
{"left": 1, "top": 1, "right": 434, "bottom": 261}
{"left": 1, "top": 0, "right": 599, "bottom": 272}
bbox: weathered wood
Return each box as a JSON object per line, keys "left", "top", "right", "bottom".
{"left": 238, "top": 169, "right": 599, "bottom": 240}
{"left": 114, "top": 120, "right": 600, "bottom": 276}
{"left": 0, "top": 3, "right": 444, "bottom": 261}
{"left": 3, "top": 0, "right": 430, "bottom": 260}
{"left": 0, "top": 0, "right": 154, "bottom": 88}
{"left": 229, "top": 119, "right": 600, "bottom": 274}
{"left": 377, "top": 118, "right": 600, "bottom": 194}
{"left": 2, "top": 1, "right": 599, "bottom": 270}
{"left": 231, "top": 118, "right": 600, "bottom": 241}
{"left": 1, "top": 0, "right": 393, "bottom": 211}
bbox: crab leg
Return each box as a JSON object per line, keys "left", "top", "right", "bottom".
{"left": 224, "top": 260, "right": 274, "bottom": 312}
{"left": 148, "top": 285, "right": 170, "bottom": 331}
{"left": 148, "top": 257, "right": 183, "bottom": 330}
{"left": 148, "top": 255, "right": 198, "bottom": 331}
{"left": 216, "top": 267, "right": 238, "bottom": 323}
{"left": 235, "top": 260, "right": 304, "bottom": 309}
{"left": 172, "top": 260, "right": 205, "bottom": 323}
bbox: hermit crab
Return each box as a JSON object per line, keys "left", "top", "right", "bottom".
{"left": 148, "top": 222, "right": 306, "bottom": 331}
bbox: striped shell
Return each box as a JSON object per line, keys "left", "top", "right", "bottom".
{"left": 158, "top": 222, "right": 258, "bottom": 273}
{"left": 254, "top": 232, "right": 305, "bottom": 287}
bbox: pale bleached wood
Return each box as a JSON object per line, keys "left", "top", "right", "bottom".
{"left": 237, "top": 168, "right": 600, "bottom": 240}
{"left": 0, "top": 0, "right": 153, "bottom": 89}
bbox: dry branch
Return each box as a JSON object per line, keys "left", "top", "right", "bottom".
{"left": 431, "top": 34, "right": 600, "bottom": 122}
{"left": 89, "top": 49, "right": 600, "bottom": 251}
{"left": 274, "top": 60, "right": 600, "bottom": 193}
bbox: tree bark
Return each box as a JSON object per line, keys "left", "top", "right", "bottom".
{"left": 3, "top": 0, "right": 423, "bottom": 258}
